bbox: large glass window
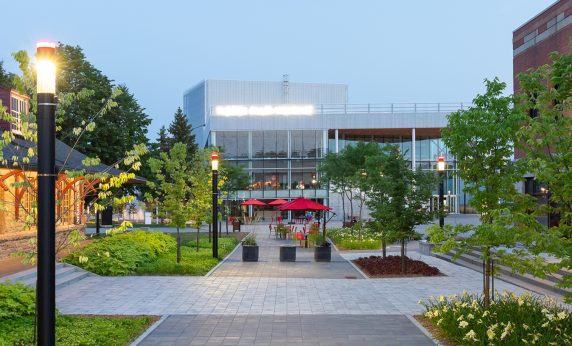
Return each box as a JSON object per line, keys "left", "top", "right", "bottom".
{"left": 252, "top": 132, "right": 264, "bottom": 158}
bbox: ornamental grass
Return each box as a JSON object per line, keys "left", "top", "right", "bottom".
{"left": 420, "top": 291, "right": 571, "bottom": 345}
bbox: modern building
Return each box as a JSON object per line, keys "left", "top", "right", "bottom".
{"left": 513, "top": 0, "right": 571, "bottom": 210}
{"left": 184, "top": 79, "right": 469, "bottom": 220}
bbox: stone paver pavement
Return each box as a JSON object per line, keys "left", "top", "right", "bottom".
{"left": 57, "top": 252, "right": 526, "bottom": 316}
{"left": 210, "top": 224, "right": 363, "bottom": 279}
{"left": 138, "top": 315, "right": 434, "bottom": 346}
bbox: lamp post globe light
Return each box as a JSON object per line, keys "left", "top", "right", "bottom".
{"left": 211, "top": 152, "right": 219, "bottom": 258}
{"left": 437, "top": 155, "right": 446, "bottom": 229}
{"left": 36, "top": 41, "right": 57, "bottom": 346}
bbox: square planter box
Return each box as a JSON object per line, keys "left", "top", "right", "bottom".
{"left": 280, "top": 245, "right": 296, "bottom": 262}
{"left": 419, "top": 240, "right": 436, "bottom": 256}
{"left": 314, "top": 245, "right": 331, "bottom": 262}
{"left": 242, "top": 245, "right": 259, "bottom": 262}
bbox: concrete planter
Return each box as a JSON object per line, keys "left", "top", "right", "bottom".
{"left": 242, "top": 245, "right": 259, "bottom": 262}
{"left": 314, "top": 245, "right": 331, "bottom": 262}
{"left": 280, "top": 245, "right": 296, "bottom": 262}
{"left": 419, "top": 240, "right": 436, "bottom": 256}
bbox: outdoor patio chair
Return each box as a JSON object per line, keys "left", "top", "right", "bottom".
{"left": 295, "top": 232, "right": 305, "bottom": 247}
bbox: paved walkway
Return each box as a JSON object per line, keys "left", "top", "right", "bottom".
{"left": 210, "top": 224, "right": 363, "bottom": 279}
{"left": 139, "top": 315, "right": 433, "bottom": 346}
{"left": 52, "top": 223, "right": 535, "bottom": 345}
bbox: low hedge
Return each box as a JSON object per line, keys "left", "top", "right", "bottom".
{"left": 64, "top": 231, "right": 175, "bottom": 276}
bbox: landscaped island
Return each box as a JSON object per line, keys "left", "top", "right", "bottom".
{"left": 64, "top": 231, "right": 241, "bottom": 276}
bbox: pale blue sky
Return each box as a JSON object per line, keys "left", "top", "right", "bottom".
{"left": 0, "top": 1, "right": 555, "bottom": 138}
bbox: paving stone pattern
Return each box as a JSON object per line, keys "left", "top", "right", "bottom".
{"left": 209, "top": 225, "right": 362, "bottom": 279}
{"left": 138, "top": 315, "right": 434, "bottom": 346}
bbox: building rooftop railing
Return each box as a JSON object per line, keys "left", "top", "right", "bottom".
{"left": 210, "top": 102, "right": 472, "bottom": 116}
{"left": 315, "top": 102, "right": 471, "bottom": 115}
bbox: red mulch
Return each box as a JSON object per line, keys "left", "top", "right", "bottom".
{"left": 353, "top": 255, "right": 442, "bottom": 277}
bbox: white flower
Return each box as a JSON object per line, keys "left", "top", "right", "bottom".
{"left": 467, "top": 313, "right": 475, "bottom": 320}
{"left": 487, "top": 328, "right": 496, "bottom": 340}
{"left": 522, "top": 324, "right": 529, "bottom": 330}
{"left": 439, "top": 295, "right": 445, "bottom": 302}
{"left": 464, "top": 330, "right": 478, "bottom": 341}
{"left": 459, "top": 321, "right": 469, "bottom": 329}
{"left": 557, "top": 311, "right": 568, "bottom": 320}
{"left": 482, "top": 310, "right": 490, "bottom": 317}
{"left": 501, "top": 321, "right": 513, "bottom": 340}
{"left": 457, "top": 315, "right": 465, "bottom": 321}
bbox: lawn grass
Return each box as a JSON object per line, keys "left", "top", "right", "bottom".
{"left": 0, "top": 315, "right": 155, "bottom": 346}
{"left": 135, "top": 236, "right": 240, "bottom": 275}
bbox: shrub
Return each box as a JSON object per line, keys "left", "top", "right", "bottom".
{"left": 420, "top": 291, "right": 572, "bottom": 345}
{"left": 328, "top": 227, "right": 381, "bottom": 250}
{"left": 0, "top": 282, "right": 35, "bottom": 320}
{"left": 64, "top": 231, "right": 175, "bottom": 276}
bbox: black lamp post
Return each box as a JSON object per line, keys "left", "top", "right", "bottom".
{"left": 36, "top": 41, "right": 57, "bottom": 346}
{"left": 211, "top": 152, "right": 219, "bottom": 258}
{"left": 437, "top": 155, "right": 446, "bottom": 228}
{"left": 541, "top": 187, "right": 550, "bottom": 229}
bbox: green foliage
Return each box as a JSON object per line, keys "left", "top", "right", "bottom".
{"left": 516, "top": 46, "right": 572, "bottom": 299}
{"left": 54, "top": 44, "right": 151, "bottom": 164}
{"left": 0, "top": 282, "right": 35, "bottom": 320}
{"left": 320, "top": 142, "right": 382, "bottom": 221}
{"left": 168, "top": 107, "right": 198, "bottom": 159}
{"left": 365, "top": 145, "right": 436, "bottom": 242}
{"left": 148, "top": 143, "right": 191, "bottom": 230}
{"left": 0, "top": 315, "right": 153, "bottom": 346}
{"left": 135, "top": 237, "right": 239, "bottom": 275}
{"left": 0, "top": 61, "right": 15, "bottom": 89}
{"left": 64, "top": 231, "right": 175, "bottom": 275}
{"left": 328, "top": 227, "right": 381, "bottom": 250}
{"left": 242, "top": 233, "right": 257, "bottom": 246}
{"left": 421, "top": 291, "right": 572, "bottom": 345}
{"left": 429, "top": 78, "right": 558, "bottom": 303}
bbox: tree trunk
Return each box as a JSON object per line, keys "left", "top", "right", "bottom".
{"left": 382, "top": 234, "right": 387, "bottom": 258}
{"left": 400, "top": 239, "right": 406, "bottom": 274}
{"left": 176, "top": 227, "right": 181, "bottom": 263}
{"left": 208, "top": 223, "right": 212, "bottom": 243}
{"left": 196, "top": 226, "right": 200, "bottom": 252}
{"left": 340, "top": 190, "right": 346, "bottom": 223}
{"left": 483, "top": 246, "right": 491, "bottom": 308}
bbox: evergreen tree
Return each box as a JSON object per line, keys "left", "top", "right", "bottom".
{"left": 168, "top": 107, "right": 197, "bottom": 158}
{"left": 0, "top": 61, "right": 15, "bottom": 89}
{"left": 157, "top": 126, "right": 171, "bottom": 154}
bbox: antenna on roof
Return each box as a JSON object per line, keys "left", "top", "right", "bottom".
{"left": 282, "top": 74, "right": 289, "bottom": 104}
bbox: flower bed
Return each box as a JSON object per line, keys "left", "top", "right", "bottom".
{"left": 328, "top": 227, "right": 381, "bottom": 250}
{"left": 419, "top": 291, "right": 572, "bottom": 345}
{"left": 353, "top": 255, "right": 441, "bottom": 277}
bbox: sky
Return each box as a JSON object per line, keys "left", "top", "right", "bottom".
{"left": 0, "top": 0, "right": 556, "bottom": 139}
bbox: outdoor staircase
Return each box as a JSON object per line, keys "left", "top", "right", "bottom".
{"left": 0, "top": 262, "right": 96, "bottom": 290}
{"left": 435, "top": 248, "right": 572, "bottom": 299}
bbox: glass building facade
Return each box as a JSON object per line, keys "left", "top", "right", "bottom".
{"left": 213, "top": 130, "right": 471, "bottom": 214}
{"left": 213, "top": 130, "right": 329, "bottom": 200}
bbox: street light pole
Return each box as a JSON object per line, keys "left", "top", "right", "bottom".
{"left": 211, "top": 152, "right": 219, "bottom": 258}
{"left": 437, "top": 155, "right": 446, "bottom": 229}
{"left": 36, "top": 41, "right": 57, "bottom": 346}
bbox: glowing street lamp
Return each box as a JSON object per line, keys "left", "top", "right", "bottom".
{"left": 211, "top": 152, "right": 219, "bottom": 258}
{"left": 36, "top": 41, "right": 57, "bottom": 346}
{"left": 437, "top": 155, "right": 446, "bottom": 228}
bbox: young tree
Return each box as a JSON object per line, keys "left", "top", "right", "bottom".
{"left": 168, "top": 107, "right": 197, "bottom": 159}
{"left": 1, "top": 47, "right": 147, "bottom": 263}
{"left": 365, "top": 145, "right": 437, "bottom": 273}
{"left": 320, "top": 151, "right": 353, "bottom": 222}
{"left": 148, "top": 143, "right": 191, "bottom": 263}
{"left": 428, "top": 78, "right": 554, "bottom": 307}
{"left": 517, "top": 47, "right": 572, "bottom": 301}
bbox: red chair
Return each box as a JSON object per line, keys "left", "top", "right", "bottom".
{"left": 295, "top": 232, "right": 305, "bottom": 247}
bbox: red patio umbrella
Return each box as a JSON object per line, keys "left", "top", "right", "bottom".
{"left": 240, "top": 199, "right": 267, "bottom": 206}
{"left": 267, "top": 199, "right": 288, "bottom": 206}
{"left": 278, "top": 197, "right": 331, "bottom": 211}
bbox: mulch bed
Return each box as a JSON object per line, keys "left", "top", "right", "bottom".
{"left": 353, "top": 255, "right": 442, "bottom": 278}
